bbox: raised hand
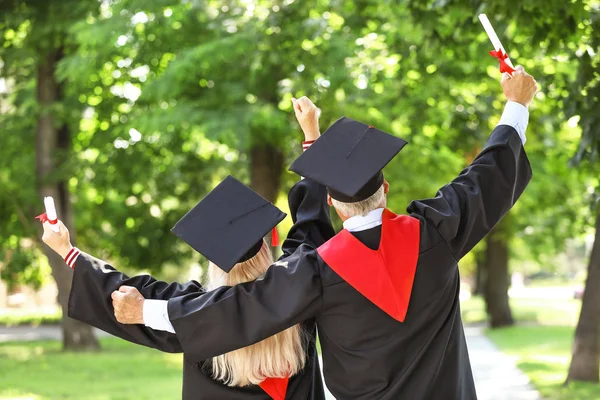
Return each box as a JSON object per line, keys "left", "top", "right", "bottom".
{"left": 41, "top": 220, "right": 73, "bottom": 259}
{"left": 502, "top": 65, "right": 538, "bottom": 108}
{"left": 292, "top": 96, "right": 321, "bottom": 142}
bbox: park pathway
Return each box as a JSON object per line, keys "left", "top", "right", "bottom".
{"left": 465, "top": 326, "right": 540, "bottom": 400}
{"left": 1, "top": 325, "right": 540, "bottom": 399}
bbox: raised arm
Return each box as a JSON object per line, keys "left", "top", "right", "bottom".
{"left": 41, "top": 221, "right": 201, "bottom": 352}
{"left": 407, "top": 67, "right": 537, "bottom": 260}
{"left": 281, "top": 178, "right": 335, "bottom": 258}
{"left": 70, "top": 252, "right": 204, "bottom": 352}
{"left": 281, "top": 96, "right": 335, "bottom": 257}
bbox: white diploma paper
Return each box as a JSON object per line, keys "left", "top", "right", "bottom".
{"left": 478, "top": 14, "right": 515, "bottom": 71}
{"left": 44, "top": 196, "right": 59, "bottom": 233}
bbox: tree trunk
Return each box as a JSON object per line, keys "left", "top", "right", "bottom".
{"left": 250, "top": 144, "right": 284, "bottom": 203}
{"left": 250, "top": 143, "right": 284, "bottom": 245}
{"left": 473, "top": 250, "right": 486, "bottom": 296}
{"left": 483, "top": 227, "right": 514, "bottom": 328}
{"left": 566, "top": 211, "right": 600, "bottom": 383}
{"left": 36, "top": 49, "right": 99, "bottom": 351}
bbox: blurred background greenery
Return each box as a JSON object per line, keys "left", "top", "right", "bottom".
{"left": 0, "top": 0, "right": 599, "bottom": 399}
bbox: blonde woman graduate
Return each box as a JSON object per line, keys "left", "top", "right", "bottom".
{"left": 41, "top": 98, "right": 333, "bottom": 400}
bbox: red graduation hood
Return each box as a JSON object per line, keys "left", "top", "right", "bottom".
{"left": 317, "top": 209, "right": 420, "bottom": 322}
{"left": 259, "top": 376, "right": 289, "bottom": 400}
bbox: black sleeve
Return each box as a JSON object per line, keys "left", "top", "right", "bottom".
{"left": 407, "top": 125, "right": 532, "bottom": 260}
{"left": 280, "top": 178, "right": 336, "bottom": 258}
{"left": 167, "top": 246, "right": 323, "bottom": 361}
{"left": 67, "top": 252, "right": 205, "bottom": 353}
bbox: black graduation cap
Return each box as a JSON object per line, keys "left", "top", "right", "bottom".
{"left": 171, "top": 175, "right": 286, "bottom": 273}
{"left": 290, "top": 116, "right": 407, "bottom": 203}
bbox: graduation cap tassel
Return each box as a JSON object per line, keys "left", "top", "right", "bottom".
{"left": 271, "top": 227, "right": 280, "bottom": 247}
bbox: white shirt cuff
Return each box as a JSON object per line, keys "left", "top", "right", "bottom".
{"left": 497, "top": 101, "right": 529, "bottom": 145}
{"left": 142, "top": 299, "right": 176, "bottom": 333}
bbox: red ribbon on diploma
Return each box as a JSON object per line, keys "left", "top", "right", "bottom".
{"left": 489, "top": 49, "right": 515, "bottom": 74}
{"left": 35, "top": 213, "right": 58, "bottom": 225}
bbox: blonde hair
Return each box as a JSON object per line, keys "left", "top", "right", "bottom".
{"left": 331, "top": 184, "right": 386, "bottom": 217}
{"left": 206, "top": 240, "right": 307, "bottom": 387}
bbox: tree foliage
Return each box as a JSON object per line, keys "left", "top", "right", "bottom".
{"left": 0, "top": 0, "right": 597, "bottom": 325}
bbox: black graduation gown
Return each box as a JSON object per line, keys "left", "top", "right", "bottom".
{"left": 67, "top": 178, "right": 335, "bottom": 400}
{"left": 161, "top": 125, "right": 532, "bottom": 399}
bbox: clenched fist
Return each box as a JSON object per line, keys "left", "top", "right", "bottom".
{"left": 502, "top": 66, "right": 538, "bottom": 108}
{"left": 292, "top": 96, "right": 321, "bottom": 141}
{"left": 112, "top": 286, "right": 145, "bottom": 324}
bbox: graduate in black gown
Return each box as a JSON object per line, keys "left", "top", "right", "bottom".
{"left": 40, "top": 99, "right": 333, "bottom": 400}
{"left": 49, "top": 70, "right": 536, "bottom": 399}
{"left": 106, "top": 70, "right": 536, "bottom": 399}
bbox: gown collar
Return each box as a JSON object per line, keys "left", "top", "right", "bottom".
{"left": 343, "top": 208, "right": 384, "bottom": 232}
{"left": 318, "top": 209, "right": 421, "bottom": 322}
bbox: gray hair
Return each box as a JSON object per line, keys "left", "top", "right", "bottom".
{"left": 331, "top": 184, "right": 386, "bottom": 218}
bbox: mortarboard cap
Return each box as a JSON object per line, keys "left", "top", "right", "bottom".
{"left": 290, "top": 117, "right": 407, "bottom": 203}
{"left": 171, "top": 175, "right": 286, "bottom": 273}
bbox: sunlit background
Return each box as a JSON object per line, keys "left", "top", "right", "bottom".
{"left": 1, "top": 1, "right": 599, "bottom": 399}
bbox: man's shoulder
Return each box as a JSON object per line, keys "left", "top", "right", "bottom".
{"left": 285, "top": 242, "right": 345, "bottom": 286}
{"left": 278, "top": 242, "right": 328, "bottom": 271}
{"left": 392, "top": 211, "right": 448, "bottom": 256}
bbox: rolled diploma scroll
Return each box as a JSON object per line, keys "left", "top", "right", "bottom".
{"left": 44, "top": 196, "right": 60, "bottom": 233}
{"left": 478, "top": 14, "right": 515, "bottom": 70}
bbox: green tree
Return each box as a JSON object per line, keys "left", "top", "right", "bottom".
{"left": 400, "top": 0, "right": 595, "bottom": 330}
{"left": 565, "top": 2, "right": 600, "bottom": 383}
{"left": 0, "top": 0, "right": 100, "bottom": 350}
{"left": 0, "top": 0, "right": 226, "bottom": 350}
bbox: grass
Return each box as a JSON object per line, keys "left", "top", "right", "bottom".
{"left": 461, "top": 295, "right": 599, "bottom": 400}
{"left": 0, "top": 294, "right": 596, "bottom": 399}
{"left": 0, "top": 309, "right": 61, "bottom": 327}
{"left": 0, "top": 337, "right": 183, "bottom": 400}
{"left": 487, "top": 326, "right": 600, "bottom": 400}
{"left": 526, "top": 277, "right": 584, "bottom": 288}
{"left": 460, "top": 296, "right": 581, "bottom": 326}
